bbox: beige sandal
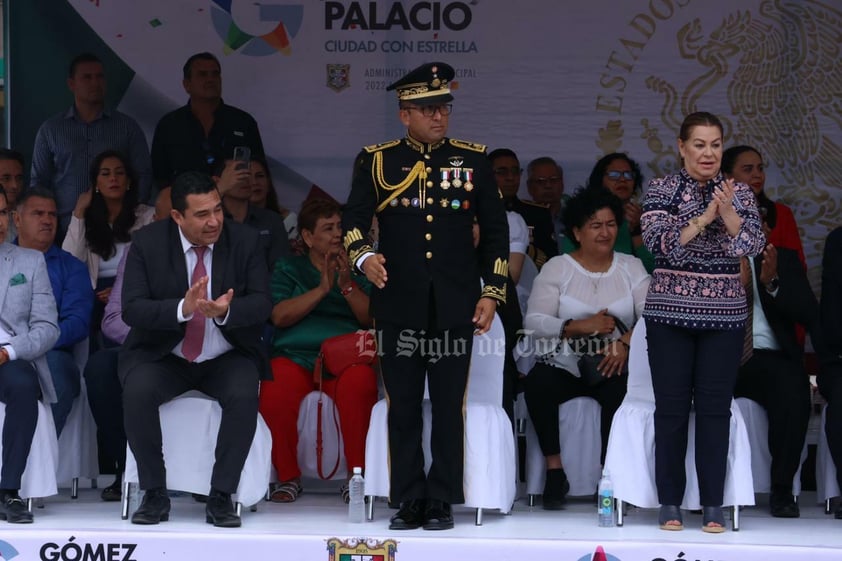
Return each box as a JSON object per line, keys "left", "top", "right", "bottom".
{"left": 270, "top": 480, "right": 302, "bottom": 503}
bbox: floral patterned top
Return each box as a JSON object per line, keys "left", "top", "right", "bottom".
{"left": 641, "top": 168, "right": 765, "bottom": 330}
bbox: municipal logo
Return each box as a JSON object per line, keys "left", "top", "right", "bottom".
{"left": 326, "top": 537, "right": 397, "bottom": 561}
{"left": 327, "top": 64, "right": 351, "bottom": 92}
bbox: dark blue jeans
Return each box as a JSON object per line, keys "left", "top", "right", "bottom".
{"left": 646, "top": 321, "right": 743, "bottom": 507}
{"left": 0, "top": 360, "right": 40, "bottom": 490}
{"left": 46, "top": 349, "right": 81, "bottom": 437}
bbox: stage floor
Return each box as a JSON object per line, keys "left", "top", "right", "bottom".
{"left": 3, "top": 483, "right": 841, "bottom": 561}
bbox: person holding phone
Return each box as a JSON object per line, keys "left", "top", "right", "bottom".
{"left": 212, "top": 157, "right": 290, "bottom": 273}
{"left": 151, "top": 52, "right": 265, "bottom": 188}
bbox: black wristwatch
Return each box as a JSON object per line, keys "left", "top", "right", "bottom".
{"left": 765, "top": 276, "right": 780, "bottom": 293}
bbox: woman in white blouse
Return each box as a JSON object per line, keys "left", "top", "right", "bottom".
{"left": 62, "top": 150, "right": 153, "bottom": 347}
{"left": 524, "top": 186, "right": 650, "bottom": 509}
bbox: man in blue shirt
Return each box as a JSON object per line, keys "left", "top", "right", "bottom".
{"left": 30, "top": 53, "right": 153, "bottom": 240}
{"left": 14, "top": 187, "right": 94, "bottom": 435}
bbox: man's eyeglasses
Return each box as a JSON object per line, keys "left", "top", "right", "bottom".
{"left": 402, "top": 104, "right": 453, "bottom": 117}
{"left": 529, "top": 176, "right": 563, "bottom": 187}
{"left": 605, "top": 170, "right": 635, "bottom": 181}
{"left": 493, "top": 167, "right": 522, "bottom": 177}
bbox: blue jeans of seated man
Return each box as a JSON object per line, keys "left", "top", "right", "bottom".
{"left": 46, "top": 349, "right": 81, "bottom": 437}
{"left": 0, "top": 360, "right": 40, "bottom": 489}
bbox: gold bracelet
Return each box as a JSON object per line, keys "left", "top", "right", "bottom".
{"left": 690, "top": 217, "right": 705, "bottom": 235}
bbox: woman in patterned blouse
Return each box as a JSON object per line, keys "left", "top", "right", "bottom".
{"left": 640, "top": 112, "right": 765, "bottom": 533}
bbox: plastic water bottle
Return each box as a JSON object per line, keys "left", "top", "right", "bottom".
{"left": 598, "top": 469, "right": 615, "bottom": 527}
{"left": 348, "top": 467, "right": 366, "bottom": 523}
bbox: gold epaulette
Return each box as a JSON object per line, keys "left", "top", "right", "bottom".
{"left": 363, "top": 139, "right": 401, "bottom": 153}
{"left": 522, "top": 199, "right": 550, "bottom": 209}
{"left": 449, "top": 138, "right": 486, "bottom": 153}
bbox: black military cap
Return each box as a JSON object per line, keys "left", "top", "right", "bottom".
{"left": 387, "top": 62, "right": 455, "bottom": 106}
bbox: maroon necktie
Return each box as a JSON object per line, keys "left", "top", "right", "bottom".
{"left": 182, "top": 246, "right": 207, "bottom": 362}
{"left": 740, "top": 258, "right": 754, "bottom": 366}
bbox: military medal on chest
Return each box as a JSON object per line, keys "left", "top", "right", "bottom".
{"left": 440, "top": 168, "right": 451, "bottom": 189}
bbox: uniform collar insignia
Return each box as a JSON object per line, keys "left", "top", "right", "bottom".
{"left": 405, "top": 134, "right": 446, "bottom": 154}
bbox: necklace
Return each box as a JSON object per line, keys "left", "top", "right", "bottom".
{"left": 590, "top": 270, "right": 606, "bottom": 294}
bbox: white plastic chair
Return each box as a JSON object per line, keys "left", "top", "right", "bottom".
{"left": 363, "top": 314, "right": 517, "bottom": 525}
{"left": 603, "top": 319, "right": 755, "bottom": 530}
{"left": 524, "top": 396, "right": 603, "bottom": 503}
{"left": 735, "top": 397, "right": 807, "bottom": 497}
{"left": 0, "top": 400, "right": 60, "bottom": 510}
{"left": 121, "top": 390, "right": 272, "bottom": 518}
{"left": 56, "top": 339, "right": 100, "bottom": 498}
{"left": 816, "top": 405, "right": 840, "bottom": 513}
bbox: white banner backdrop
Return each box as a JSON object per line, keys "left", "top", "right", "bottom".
{"left": 68, "top": 0, "right": 842, "bottom": 286}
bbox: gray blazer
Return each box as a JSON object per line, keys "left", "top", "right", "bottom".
{"left": 0, "top": 242, "right": 60, "bottom": 402}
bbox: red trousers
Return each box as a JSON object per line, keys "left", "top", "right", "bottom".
{"left": 258, "top": 357, "right": 378, "bottom": 482}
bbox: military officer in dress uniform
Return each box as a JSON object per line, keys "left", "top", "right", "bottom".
{"left": 342, "top": 62, "right": 509, "bottom": 531}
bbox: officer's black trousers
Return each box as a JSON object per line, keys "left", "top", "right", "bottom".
{"left": 379, "top": 321, "right": 473, "bottom": 505}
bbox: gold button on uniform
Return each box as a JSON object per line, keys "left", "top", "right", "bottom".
{"left": 425, "top": 167, "right": 432, "bottom": 173}
{"left": 425, "top": 233, "right": 432, "bottom": 241}
{"left": 426, "top": 251, "right": 433, "bottom": 259}
{"left": 426, "top": 180, "right": 433, "bottom": 187}
{"left": 426, "top": 215, "right": 434, "bottom": 223}
{"left": 426, "top": 197, "right": 434, "bottom": 204}
{"left": 424, "top": 154, "right": 431, "bottom": 160}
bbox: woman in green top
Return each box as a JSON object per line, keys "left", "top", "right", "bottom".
{"left": 258, "top": 198, "right": 377, "bottom": 503}
{"left": 560, "top": 153, "right": 655, "bottom": 273}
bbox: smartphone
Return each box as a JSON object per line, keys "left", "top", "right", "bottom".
{"left": 233, "top": 146, "right": 251, "bottom": 170}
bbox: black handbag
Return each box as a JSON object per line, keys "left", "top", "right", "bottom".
{"left": 576, "top": 316, "right": 629, "bottom": 387}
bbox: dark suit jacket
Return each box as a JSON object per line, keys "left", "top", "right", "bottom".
{"left": 342, "top": 136, "right": 509, "bottom": 331}
{"left": 505, "top": 196, "right": 557, "bottom": 268}
{"left": 753, "top": 247, "right": 820, "bottom": 362}
{"left": 820, "top": 227, "right": 842, "bottom": 393}
{"left": 119, "top": 218, "right": 272, "bottom": 383}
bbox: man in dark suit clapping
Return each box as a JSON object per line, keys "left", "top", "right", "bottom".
{"left": 734, "top": 197, "right": 821, "bottom": 518}
{"left": 120, "top": 172, "right": 270, "bottom": 527}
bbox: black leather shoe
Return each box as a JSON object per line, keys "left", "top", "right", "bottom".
{"left": 834, "top": 504, "right": 842, "bottom": 520}
{"left": 542, "top": 468, "right": 570, "bottom": 510}
{"left": 770, "top": 492, "right": 800, "bottom": 518}
{"left": 131, "top": 488, "right": 171, "bottom": 524}
{"left": 100, "top": 478, "right": 122, "bottom": 502}
{"left": 0, "top": 493, "right": 33, "bottom": 524}
{"left": 423, "top": 499, "right": 454, "bottom": 530}
{"left": 389, "top": 499, "right": 425, "bottom": 530}
{"left": 205, "top": 489, "right": 241, "bottom": 528}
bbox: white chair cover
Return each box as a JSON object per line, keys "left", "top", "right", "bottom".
{"left": 735, "top": 397, "right": 806, "bottom": 494}
{"left": 525, "top": 396, "right": 603, "bottom": 497}
{"left": 603, "top": 319, "right": 755, "bottom": 509}
{"left": 57, "top": 339, "right": 100, "bottom": 486}
{"left": 0, "top": 401, "right": 59, "bottom": 499}
{"left": 816, "top": 405, "right": 840, "bottom": 503}
{"left": 364, "top": 314, "right": 517, "bottom": 512}
{"left": 297, "top": 391, "right": 348, "bottom": 480}
{"left": 123, "top": 391, "right": 272, "bottom": 507}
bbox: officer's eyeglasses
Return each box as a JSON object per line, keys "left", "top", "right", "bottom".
{"left": 605, "top": 170, "right": 635, "bottom": 181}
{"left": 493, "top": 167, "right": 522, "bottom": 177}
{"left": 402, "top": 104, "right": 453, "bottom": 117}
